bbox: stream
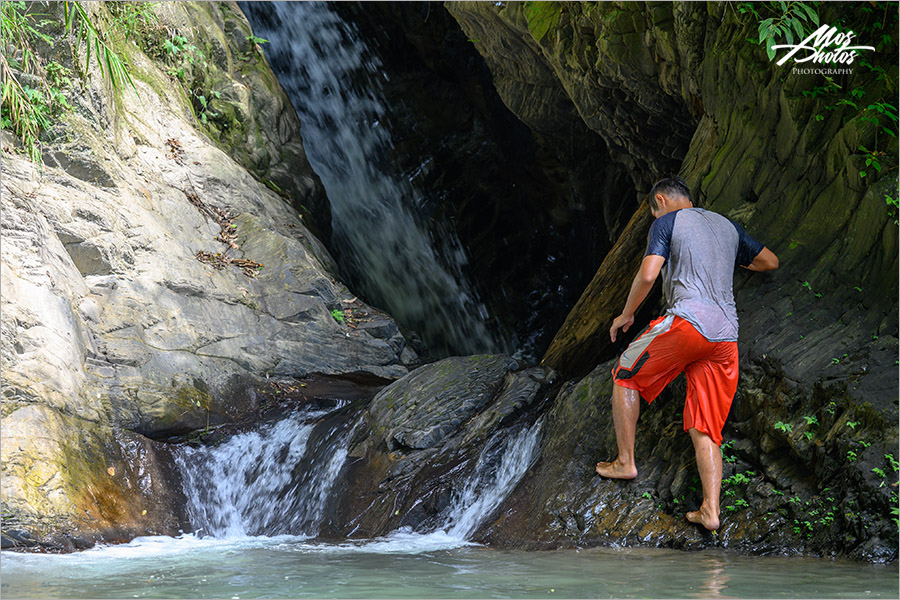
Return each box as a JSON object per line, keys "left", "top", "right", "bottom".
{"left": 3, "top": 537, "right": 897, "bottom": 599}
{"left": 3, "top": 404, "right": 898, "bottom": 599}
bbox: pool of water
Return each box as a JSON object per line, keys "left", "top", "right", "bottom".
{"left": 2, "top": 531, "right": 897, "bottom": 599}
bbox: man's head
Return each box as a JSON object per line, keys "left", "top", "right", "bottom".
{"left": 648, "top": 177, "right": 692, "bottom": 218}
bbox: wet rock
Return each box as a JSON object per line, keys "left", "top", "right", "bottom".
{"left": 370, "top": 355, "right": 518, "bottom": 450}
{"left": 479, "top": 360, "right": 898, "bottom": 561}
{"left": 325, "top": 356, "right": 548, "bottom": 539}
{"left": 1, "top": 529, "right": 38, "bottom": 548}
{"left": 1, "top": 405, "right": 188, "bottom": 547}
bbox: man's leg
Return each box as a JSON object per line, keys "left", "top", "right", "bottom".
{"left": 595, "top": 384, "right": 640, "bottom": 479}
{"left": 686, "top": 427, "right": 721, "bottom": 531}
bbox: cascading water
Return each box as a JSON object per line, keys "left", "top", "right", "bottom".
{"left": 173, "top": 403, "right": 541, "bottom": 546}
{"left": 174, "top": 408, "right": 353, "bottom": 538}
{"left": 242, "top": 1, "right": 504, "bottom": 357}
{"left": 441, "top": 419, "right": 543, "bottom": 540}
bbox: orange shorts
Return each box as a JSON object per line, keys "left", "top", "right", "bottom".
{"left": 612, "top": 314, "right": 738, "bottom": 445}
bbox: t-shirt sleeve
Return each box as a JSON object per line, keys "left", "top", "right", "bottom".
{"left": 731, "top": 220, "right": 765, "bottom": 267}
{"left": 645, "top": 212, "right": 675, "bottom": 260}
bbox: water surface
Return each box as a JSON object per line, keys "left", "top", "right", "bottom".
{"left": 2, "top": 533, "right": 897, "bottom": 599}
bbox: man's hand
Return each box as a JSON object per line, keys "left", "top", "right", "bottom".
{"left": 610, "top": 313, "right": 634, "bottom": 342}
{"left": 610, "top": 255, "right": 663, "bottom": 343}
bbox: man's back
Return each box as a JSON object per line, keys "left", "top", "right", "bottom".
{"left": 601, "top": 178, "right": 778, "bottom": 533}
{"left": 646, "top": 207, "right": 763, "bottom": 342}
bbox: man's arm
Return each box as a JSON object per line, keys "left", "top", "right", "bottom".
{"left": 610, "top": 254, "right": 665, "bottom": 342}
{"left": 742, "top": 246, "right": 779, "bottom": 272}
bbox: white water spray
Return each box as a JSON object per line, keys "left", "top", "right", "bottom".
{"left": 441, "top": 420, "right": 543, "bottom": 539}
{"left": 174, "top": 409, "right": 352, "bottom": 538}
{"left": 442, "top": 420, "right": 542, "bottom": 539}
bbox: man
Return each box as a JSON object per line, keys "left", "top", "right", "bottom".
{"left": 595, "top": 176, "right": 778, "bottom": 532}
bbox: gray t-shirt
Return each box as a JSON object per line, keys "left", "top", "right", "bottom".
{"left": 645, "top": 207, "right": 764, "bottom": 342}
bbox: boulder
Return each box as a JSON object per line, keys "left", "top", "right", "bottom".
{"left": 324, "top": 356, "right": 551, "bottom": 538}
{"left": 1, "top": 405, "right": 186, "bottom": 547}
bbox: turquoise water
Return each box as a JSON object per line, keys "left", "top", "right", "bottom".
{"left": 2, "top": 531, "right": 897, "bottom": 599}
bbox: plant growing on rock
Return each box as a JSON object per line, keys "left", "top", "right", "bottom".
{"left": 1, "top": 1, "right": 135, "bottom": 164}
{"left": 720, "top": 440, "right": 737, "bottom": 463}
{"left": 107, "top": 1, "right": 160, "bottom": 45}
{"left": 885, "top": 185, "right": 899, "bottom": 224}
{"left": 2, "top": 1, "right": 58, "bottom": 162}
{"left": 740, "top": 1, "right": 820, "bottom": 61}
{"left": 63, "top": 1, "right": 135, "bottom": 91}
{"left": 162, "top": 33, "right": 205, "bottom": 80}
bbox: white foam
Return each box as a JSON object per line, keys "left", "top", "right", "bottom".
{"left": 278, "top": 528, "right": 474, "bottom": 555}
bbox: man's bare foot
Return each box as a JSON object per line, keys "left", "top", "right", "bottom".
{"left": 686, "top": 507, "right": 719, "bottom": 531}
{"left": 595, "top": 459, "right": 637, "bottom": 479}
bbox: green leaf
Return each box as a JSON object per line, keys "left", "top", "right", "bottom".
{"left": 801, "top": 3, "right": 819, "bottom": 26}
{"left": 759, "top": 19, "right": 774, "bottom": 43}
{"left": 766, "top": 39, "right": 777, "bottom": 61}
{"left": 791, "top": 17, "right": 804, "bottom": 40}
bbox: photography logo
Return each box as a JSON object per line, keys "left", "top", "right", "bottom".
{"left": 773, "top": 24, "right": 875, "bottom": 75}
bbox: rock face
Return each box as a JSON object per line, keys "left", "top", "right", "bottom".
{"left": 1, "top": 1, "right": 413, "bottom": 546}
{"left": 2, "top": 405, "right": 186, "bottom": 550}
{"left": 444, "top": 1, "right": 898, "bottom": 561}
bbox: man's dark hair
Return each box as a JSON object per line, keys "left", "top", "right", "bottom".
{"left": 648, "top": 176, "right": 691, "bottom": 211}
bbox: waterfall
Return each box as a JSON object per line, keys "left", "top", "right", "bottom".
{"left": 174, "top": 408, "right": 352, "bottom": 538}
{"left": 174, "top": 409, "right": 541, "bottom": 544}
{"left": 440, "top": 420, "right": 543, "bottom": 539}
{"left": 242, "top": 1, "right": 504, "bottom": 357}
